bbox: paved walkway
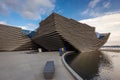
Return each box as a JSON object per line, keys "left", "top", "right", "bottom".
{"left": 0, "top": 51, "right": 74, "bottom": 80}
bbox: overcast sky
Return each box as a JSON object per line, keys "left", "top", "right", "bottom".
{"left": 0, "top": 0, "right": 120, "bottom": 45}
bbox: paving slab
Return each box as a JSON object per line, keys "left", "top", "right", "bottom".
{"left": 0, "top": 51, "right": 74, "bottom": 80}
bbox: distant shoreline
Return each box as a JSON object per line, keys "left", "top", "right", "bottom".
{"left": 102, "top": 46, "right": 120, "bottom": 48}
{"left": 100, "top": 47, "right": 120, "bottom": 52}
{"left": 100, "top": 49, "right": 120, "bottom": 52}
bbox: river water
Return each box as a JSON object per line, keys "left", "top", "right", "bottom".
{"left": 66, "top": 50, "right": 120, "bottom": 80}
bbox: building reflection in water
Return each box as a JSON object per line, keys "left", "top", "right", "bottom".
{"left": 66, "top": 50, "right": 112, "bottom": 80}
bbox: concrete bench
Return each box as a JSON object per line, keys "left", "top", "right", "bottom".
{"left": 43, "top": 61, "right": 55, "bottom": 79}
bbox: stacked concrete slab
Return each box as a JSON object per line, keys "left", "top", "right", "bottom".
{"left": 0, "top": 24, "right": 37, "bottom": 51}
{"left": 33, "top": 13, "right": 110, "bottom": 52}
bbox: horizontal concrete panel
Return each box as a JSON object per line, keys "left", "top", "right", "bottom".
{"left": 33, "top": 13, "right": 110, "bottom": 52}
{"left": 0, "top": 24, "right": 38, "bottom": 51}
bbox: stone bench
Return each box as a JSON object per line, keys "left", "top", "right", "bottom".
{"left": 43, "top": 61, "right": 55, "bottom": 79}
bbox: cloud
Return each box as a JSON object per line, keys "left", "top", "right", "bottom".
{"left": 0, "top": 21, "right": 36, "bottom": 31}
{"left": 81, "top": 0, "right": 101, "bottom": 16}
{"left": 81, "top": 0, "right": 112, "bottom": 17}
{"left": 80, "top": 13, "right": 120, "bottom": 45}
{"left": 89, "top": 0, "right": 100, "bottom": 8}
{"left": 103, "top": 2, "right": 111, "bottom": 8}
{"left": 82, "top": 8, "right": 102, "bottom": 17}
{"left": 18, "top": 23, "right": 37, "bottom": 31}
{"left": 0, "top": 0, "right": 55, "bottom": 20}
{"left": 0, "top": 21, "right": 7, "bottom": 24}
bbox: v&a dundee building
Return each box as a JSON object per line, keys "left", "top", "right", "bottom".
{"left": 0, "top": 13, "right": 110, "bottom": 52}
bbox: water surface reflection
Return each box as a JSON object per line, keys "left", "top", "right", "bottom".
{"left": 66, "top": 50, "right": 120, "bottom": 80}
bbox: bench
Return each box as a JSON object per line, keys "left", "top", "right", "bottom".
{"left": 43, "top": 61, "right": 55, "bottom": 79}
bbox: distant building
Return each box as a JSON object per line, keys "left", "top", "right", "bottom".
{"left": 0, "top": 13, "right": 110, "bottom": 52}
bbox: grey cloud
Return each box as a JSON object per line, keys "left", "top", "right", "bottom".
{"left": 0, "top": 0, "right": 55, "bottom": 20}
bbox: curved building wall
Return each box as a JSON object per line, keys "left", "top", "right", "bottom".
{"left": 0, "top": 24, "right": 38, "bottom": 51}
{"left": 33, "top": 13, "right": 110, "bottom": 52}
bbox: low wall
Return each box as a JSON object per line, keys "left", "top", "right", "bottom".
{"left": 61, "top": 51, "right": 83, "bottom": 80}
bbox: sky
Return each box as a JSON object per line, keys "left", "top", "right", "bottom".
{"left": 0, "top": 0, "right": 120, "bottom": 45}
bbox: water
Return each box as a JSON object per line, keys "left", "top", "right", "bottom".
{"left": 66, "top": 50, "right": 120, "bottom": 80}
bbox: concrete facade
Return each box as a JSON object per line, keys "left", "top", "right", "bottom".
{"left": 33, "top": 13, "right": 110, "bottom": 52}
{"left": 0, "top": 24, "right": 38, "bottom": 51}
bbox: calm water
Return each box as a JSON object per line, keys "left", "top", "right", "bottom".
{"left": 66, "top": 50, "right": 120, "bottom": 80}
